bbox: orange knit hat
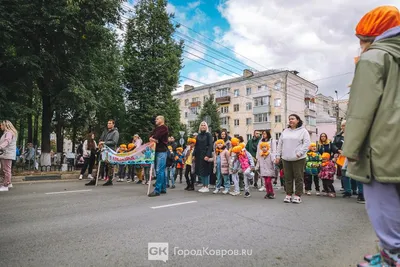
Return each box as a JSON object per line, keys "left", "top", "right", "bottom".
{"left": 321, "top": 153, "right": 331, "bottom": 159}
{"left": 232, "top": 146, "right": 243, "bottom": 154}
{"left": 356, "top": 6, "right": 400, "bottom": 37}
{"left": 231, "top": 137, "right": 240, "bottom": 147}
{"left": 239, "top": 143, "right": 245, "bottom": 149}
{"left": 176, "top": 147, "right": 183, "bottom": 152}
{"left": 127, "top": 143, "right": 135, "bottom": 150}
{"left": 215, "top": 139, "right": 225, "bottom": 145}
{"left": 259, "top": 142, "right": 270, "bottom": 150}
{"left": 187, "top": 138, "right": 196, "bottom": 144}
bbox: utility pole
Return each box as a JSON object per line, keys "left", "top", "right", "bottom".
{"left": 335, "top": 90, "right": 341, "bottom": 133}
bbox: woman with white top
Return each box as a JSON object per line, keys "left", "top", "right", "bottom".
{"left": 79, "top": 132, "right": 97, "bottom": 180}
{"left": 276, "top": 114, "right": 311, "bottom": 204}
{"left": 0, "top": 120, "right": 18, "bottom": 192}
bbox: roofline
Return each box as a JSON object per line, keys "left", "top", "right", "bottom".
{"left": 174, "top": 69, "right": 288, "bottom": 96}
{"left": 287, "top": 72, "right": 318, "bottom": 89}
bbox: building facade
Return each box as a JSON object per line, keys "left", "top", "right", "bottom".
{"left": 173, "top": 69, "right": 318, "bottom": 141}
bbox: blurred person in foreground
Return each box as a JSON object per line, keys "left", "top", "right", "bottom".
{"left": 342, "top": 6, "right": 400, "bottom": 266}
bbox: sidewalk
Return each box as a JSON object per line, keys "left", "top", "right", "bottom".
{"left": 11, "top": 171, "right": 86, "bottom": 184}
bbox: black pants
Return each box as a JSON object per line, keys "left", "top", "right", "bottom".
{"left": 80, "top": 154, "right": 95, "bottom": 175}
{"left": 210, "top": 162, "right": 216, "bottom": 185}
{"left": 322, "top": 180, "right": 335, "bottom": 193}
{"left": 175, "top": 168, "right": 183, "bottom": 182}
{"left": 304, "top": 174, "right": 320, "bottom": 191}
{"left": 351, "top": 179, "right": 357, "bottom": 192}
{"left": 127, "top": 165, "right": 135, "bottom": 179}
{"left": 185, "top": 165, "right": 195, "bottom": 186}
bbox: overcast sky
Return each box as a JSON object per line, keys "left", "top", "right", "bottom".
{"left": 127, "top": 0, "right": 400, "bottom": 99}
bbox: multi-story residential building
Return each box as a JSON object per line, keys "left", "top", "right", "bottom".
{"left": 173, "top": 69, "right": 318, "bottom": 141}
{"left": 315, "top": 94, "right": 336, "bottom": 140}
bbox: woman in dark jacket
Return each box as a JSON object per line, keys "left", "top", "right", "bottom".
{"left": 193, "top": 121, "right": 213, "bottom": 193}
{"left": 317, "top": 133, "right": 337, "bottom": 156}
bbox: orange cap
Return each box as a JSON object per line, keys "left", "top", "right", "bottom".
{"left": 356, "top": 6, "right": 400, "bottom": 37}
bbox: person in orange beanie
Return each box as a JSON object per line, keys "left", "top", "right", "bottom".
{"left": 342, "top": 6, "right": 400, "bottom": 266}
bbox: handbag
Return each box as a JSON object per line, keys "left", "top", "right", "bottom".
{"left": 336, "top": 155, "right": 346, "bottom": 167}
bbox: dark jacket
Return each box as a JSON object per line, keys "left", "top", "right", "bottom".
{"left": 245, "top": 136, "right": 261, "bottom": 158}
{"left": 317, "top": 140, "right": 337, "bottom": 155}
{"left": 193, "top": 131, "right": 213, "bottom": 177}
{"left": 150, "top": 124, "right": 169, "bottom": 152}
{"left": 333, "top": 132, "right": 344, "bottom": 151}
{"left": 168, "top": 141, "right": 178, "bottom": 152}
{"left": 100, "top": 127, "right": 119, "bottom": 150}
{"left": 166, "top": 151, "right": 175, "bottom": 168}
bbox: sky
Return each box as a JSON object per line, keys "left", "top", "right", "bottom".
{"left": 125, "top": 0, "right": 400, "bottom": 99}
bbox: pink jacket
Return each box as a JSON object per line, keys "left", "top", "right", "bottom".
{"left": 238, "top": 151, "right": 254, "bottom": 172}
{"left": 213, "top": 149, "right": 230, "bottom": 175}
{"left": 319, "top": 161, "right": 336, "bottom": 180}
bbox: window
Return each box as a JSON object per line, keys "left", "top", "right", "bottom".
{"left": 246, "top": 87, "right": 252, "bottom": 95}
{"left": 276, "top": 133, "right": 281, "bottom": 140}
{"left": 189, "top": 121, "right": 196, "bottom": 128}
{"left": 217, "top": 88, "right": 229, "bottom": 97}
{"left": 220, "top": 117, "right": 228, "bottom": 125}
{"left": 254, "top": 96, "right": 269, "bottom": 107}
{"left": 185, "top": 112, "right": 188, "bottom": 118}
{"left": 305, "top": 89, "right": 310, "bottom": 95}
{"left": 305, "top": 100, "right": 316, "bottom": 111}
{"left": 192, "top": 97, "right": 199, "bottom": 102}
{"left": 306, "top": 116, "right": 317, "bottom": 126}
{"left": 246, "top": 102, "right": 252, "bottom": 110}
{"left": 234, "top": 119, "right": 240, "bottom": 126}
{"left": 189, "top": 107, "right": 199, "bottom": 115}
{"left": 234, "top": 104, "right": 239, "bottom": 112}
{"left": 254, "top": 113, "right": 269, "bottom": 123}
{"left": 204, "top": 95, "right": 209, "bottom": 102}
{"left": 234, "top": 89, "right": 240, "bottom": 97}
{"left": 274, "top": 98, "right": 281, "bottom": 107}
{"left": 258, "top": 85, "right": 267, "bottom": 91}
{"left": 220, "top": 106, "right": 229, "bottom": 114}
{"left": 246, "top": 118, "right": 252, "bottom": 125}
{"left": 275, "top": 115, "right": 281, "bottom": 123}
{"left": 274, "top": 81, "right": 282, "bottom": 90}
{"left": 246, "top": 134, "right": 252, "bottom": 141}
{"left": 184, "top": 99, "right": 189, "bottom": 106}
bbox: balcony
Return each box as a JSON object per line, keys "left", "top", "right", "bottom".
{"left": 253, "top": 105, "right": 271, "bottom": 114}
{"left": 304, "top": 108, "right": 316, "bottom": 117}
{"left": 252, "top": 89, "right": 271, "bottom": 98}
{"left": 215, "top": 96, "right": 231, "bottom": 104}
{"left": 253, "top": 122, "right": 271, "bottom": 130}
{"left": 189, "top": 101, "right": 201, "bottom": 108}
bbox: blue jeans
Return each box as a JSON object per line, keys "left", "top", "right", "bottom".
{"left": 216, "top": 171, "right": 230, "bottom": 190}
{"left": 154, "top": 152, "right": 167, "bottom": 193}
{"left": 200, "top": 175, "right": 210, "bottom": 186}
{"left": 343, "top": 174, "right": 363, "bottom": 194}
{"left": 165, "top": 167, "right": 175, "bottom": 186}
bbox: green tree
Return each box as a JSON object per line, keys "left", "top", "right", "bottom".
{"left": 124, "top": 0, "right": 184, "bottom": 139}
{"left": 191, "top": 95, "right": 221, "bottom": 134}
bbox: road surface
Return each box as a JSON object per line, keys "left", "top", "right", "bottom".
{"left": 0, "top": 180, "right": 377, "bottom": 267}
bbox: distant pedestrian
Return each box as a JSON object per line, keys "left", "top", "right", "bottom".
{"left": 193, "top": 121, "right": 213, "bottom": 193}
{"left": 79, "top": 132, "right": 97, "bottom": 180}
{"left": 0, "top": 120, "right": 17, "bottom": 192}
{"left": 276, "top": 114, "right": 311, "bottom": 204}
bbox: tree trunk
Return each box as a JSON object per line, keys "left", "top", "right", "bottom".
{"left": 18, "top": 119, "right": 25, "bottom": 147}
{"left": 40, "top": 84, "right": 52, "bottom": 166}
{"left": 33, "top": 112, "right": 39, "bottom": 147}
{"left": 27, "top": 85, "right": 33, "bottom": 143}
{"left": 55, "top": 111, "right": 64, "bottom": 154}
{"left": 72, "top": 123, "right": 77, "bottom": 153}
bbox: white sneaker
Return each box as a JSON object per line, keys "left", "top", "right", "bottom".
{"left": 292, "top": 195, "right": 302, "bottom": 204}
{"left": 88, "top": 174, "right": 93, "bottom": 179}
{"left": 213, "top": 189, "right": 220, "bottom": 194}
{"left": 8, "top": 184, "right": 13, "bottom": 188}
{"left": 230, "top": 191, "right": 240, "bottom": 196}
{"left": 316, "top": 191, "right": 321, "bottom": 196}
{"left": 202, "top": 187, "right": 210, "bottom": 193}
{"left": 306, "top": 191, "right": 311, "bottom": 196}
{"left": 79, "top": 175, "right": 83, "bottom": 180}
{"left": 284, "top": 195, "right": 292, "bottom": 203}
{"left": 222, "top": 190, "right": 229, "bottom": 195}
{"left": 258, "top": 186, "right": 266, "bottom": 192}
{"left": 198, "top": 187, "right": 205, "bottom": 192}
{"left": 0, "top": 186, "right": 9, "bottom": 192}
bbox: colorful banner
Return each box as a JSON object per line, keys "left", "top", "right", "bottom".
{"left": 101, "top": 142, "right": 155, "bottom": 165}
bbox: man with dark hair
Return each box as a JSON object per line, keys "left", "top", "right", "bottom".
{"left": 86, "top": 119, "right": 119, "bottom": 186}
{"left": 148, "top": 116, "right": 169, "bottom": 197}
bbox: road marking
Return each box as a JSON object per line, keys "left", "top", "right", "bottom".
{"left": 45, "top": 189, "right": 93, "bottom": 195}
{"left": 150, "top": 201, "right": 198, "bottom": 209}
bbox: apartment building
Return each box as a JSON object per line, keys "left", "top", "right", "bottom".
{"left": 315, "top": 94, "right": 336, "bottom": 140}
{"left": 173, "top": 69, "right": 318, "bottom": 141}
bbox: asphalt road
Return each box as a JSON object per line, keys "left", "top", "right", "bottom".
{"left": 0, "top": 180, "right": 377, "bottom": 267}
